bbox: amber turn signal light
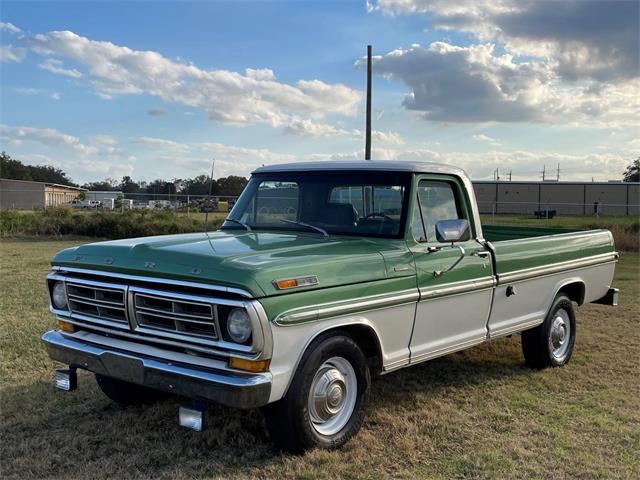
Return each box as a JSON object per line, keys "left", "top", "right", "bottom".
{"left": 229, "top": 357, "right": 271, "bottom": 373}
{"left": 57, "top": 319, "right": 76, "bottom": 333}
{"left": 273, "top": 275, "right": 319, "bottom": 290}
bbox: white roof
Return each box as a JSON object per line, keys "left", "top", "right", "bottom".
{"left": 253, "top": 160, "right": 469, "bottom": 178}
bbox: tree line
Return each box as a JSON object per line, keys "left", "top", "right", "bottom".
{"left": 1, "top": 152, "right": 249, "bottom": 197}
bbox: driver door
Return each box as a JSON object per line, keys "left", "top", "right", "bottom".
{"left": 408, "top": 177, "right": 494, "bottom": 363}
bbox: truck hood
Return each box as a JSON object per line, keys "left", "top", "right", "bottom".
{"left": 52, "top": 231, "right": 396, "bottom": 297}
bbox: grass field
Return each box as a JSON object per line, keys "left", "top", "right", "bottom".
{"left": 1, "top": 239, "right": 639, "bottom": 479}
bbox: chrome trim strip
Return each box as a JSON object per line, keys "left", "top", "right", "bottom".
{"left": 408, "top": 336, "right": 486, "bottom": 365}
{"left": 489, "top": 317, "right": 543, "bottom": 339}
{"left": 497, "top": 252, "right": 618, "bottom": 284}
{"left": 418, "top": 277, "right": 495, "bottom": 301}
{"left": 136, "top": 309, "right": 214, "bottom": 325}
{"left": 67, "top": 296, "right": 127, "bottom": 311}
{"left": 41, "top": 330, "right": 272, "bottom": 408}
{"left": 274, "top": 289, "right": 420, "bottom": 326}
{"left": 51, "top": 266, "right": 254, "bottom": 298}
{"left": 55, "top": 314, "right": 259, "bottom": 358}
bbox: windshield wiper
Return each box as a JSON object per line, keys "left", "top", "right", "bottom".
{"left": 280, "top": 219, "right": 328, "bottom": 237}
{"left": 224, "top": 217, "right": 252, "bottom": 232}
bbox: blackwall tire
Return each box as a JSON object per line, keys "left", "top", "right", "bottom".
{"left": 263, "top": 333, "right": 370, "bottom": 453}
{"left": 522, "top": 294, "right": 576, "bottom": 369}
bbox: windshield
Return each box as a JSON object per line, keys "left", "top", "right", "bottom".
{"left": 222, "top": 171, "right": 411, "bottom": 238}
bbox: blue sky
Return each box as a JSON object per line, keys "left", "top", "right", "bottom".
{"left": 1, "top": 1, "right": 638, "bottom": 184}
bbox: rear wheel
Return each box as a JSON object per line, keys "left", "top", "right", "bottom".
{"left": 263, "top": 333, "right": 370, "bottom": 453}
{"left": 522, "top": 294, "right": 576, "bottom": 369}
{"left": 95, "top": 374, "right": 170, "bottom": 405}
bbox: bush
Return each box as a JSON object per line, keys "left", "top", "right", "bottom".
{"left": 0, "top": 208, "right": 221, "bottom": 239}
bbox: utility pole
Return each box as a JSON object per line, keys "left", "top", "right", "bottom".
{"left": 556, "top": 163, "right": 560, "bottom": 181}
{"left": 204, "top": 158, "right": 215, "bottom": 231}
{"left": 508, "top": 170, "right": 512, "bottom": 182}
{"left": 365, "top": 44, "right": 372, "bottom": 161}
{"left": 541, "top": 164, "right": 546, "bottom": 182}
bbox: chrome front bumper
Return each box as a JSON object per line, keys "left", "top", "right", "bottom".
{"left": 41, "top": 330, "right": 271, "bottom": 409}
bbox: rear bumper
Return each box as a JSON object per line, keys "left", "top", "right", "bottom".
{"left": 41, "top": 330, "right": 271, "bottom": 409}
{"left": 592, "top": 287, "right": 619, "bottom": 306}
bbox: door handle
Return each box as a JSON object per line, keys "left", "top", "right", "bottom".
{"left": 474, "top": 250, "right": 490, "bottom": 258}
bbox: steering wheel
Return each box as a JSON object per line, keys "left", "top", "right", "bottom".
{"left": 364, "top": 212, "right": 393, "bottom": 221}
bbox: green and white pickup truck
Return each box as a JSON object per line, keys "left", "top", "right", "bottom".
{"left": 43, "top": 161, "right": 619, "bottom": 452}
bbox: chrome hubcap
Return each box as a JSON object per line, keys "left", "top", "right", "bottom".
{"left": 549, "top": 309, "right": 571, "bottom": 360}
{"left": 308, "top": 357, "right": 357, "bottom": 436}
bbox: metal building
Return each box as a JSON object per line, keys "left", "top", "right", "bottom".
{"left": 473, "top": 181, "right": 640, "bottom": 216}
{"left": 0, "top": 178, "right": 85, "bottom": 210}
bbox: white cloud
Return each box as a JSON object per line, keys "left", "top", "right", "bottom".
{"left": 284, "top": 117, "right": 405, "bottom": 145}
{"left": 38, "top": 58, "right": 82, "bottom": 78}
{"left": 372, "top": 130, "right": 404, "bottom": 145}
{"left": 365, "top": 2, "right": 639, "bottom": 128}
{"left": 135, "top": 136, "right": 190, "bottom": 152}
{"left": 284, "top": 118, "right": 352, "bottom": 137}
{"left": 0, "top": 125, "right": 135, "bottom": 182}
{"left": 0, "top": 22, "right": 21, "bottom": 34}
{"left": 13, "top": 87, "right": 62, "bottom": 101}
{"left": 1, "top": 124, "right": 81, "bottom": 148}
{"left": 0, "top": 45, "right": 26, "bottom": 63}
{"left": 22, "top": 29, "right": 361, "bottom": 131}
{"left": 245, "top": 68, "right": 276, "bottom": 81}
{"left": 360, "top": 42, "right": 640, "bottom": 127}
{"left": 314, "top": 147, "right": 630, "bottom": 181}
{"left": 13, "top": 87, "right": 44, "bottom": 95}
{"left": 371, "top": 1, "right": 639, "bottom": 82}
{"left": 471, "top": 133, "right": 500, "bottom": 146}
{"left": 133, "top": 135, "right": 296, "bottom": 177}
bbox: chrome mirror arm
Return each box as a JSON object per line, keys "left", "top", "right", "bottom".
{"left": 433, "top": 245, "right": 465, "bottom": 277}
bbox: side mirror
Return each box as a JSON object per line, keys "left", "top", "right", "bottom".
{"left": 435, "top": 219, "right": 470, "bottom": 243}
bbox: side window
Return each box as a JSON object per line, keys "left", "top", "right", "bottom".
{"left": 413, "top": 180, "right": 464, "bottom": 242}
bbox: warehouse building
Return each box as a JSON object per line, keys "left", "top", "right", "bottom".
{"left": 0, "top": 178, "right": 85, "bottom": 210}
{"left": 473, "top": 181, "right": 640, "bottom": 216}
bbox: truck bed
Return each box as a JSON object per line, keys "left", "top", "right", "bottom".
{"left": 483, "top": 224, "right": 577, "bottom": 242}
{"left": 483, "top": 225, "right": 616, "bottom": 283}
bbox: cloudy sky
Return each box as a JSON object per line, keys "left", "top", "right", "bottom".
{"left": 1, "top": 0, "right": 638, "bottom": 184}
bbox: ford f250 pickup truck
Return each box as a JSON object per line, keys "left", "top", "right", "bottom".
{"left": 43, "top": 161, "right": 619, "bottom": 452}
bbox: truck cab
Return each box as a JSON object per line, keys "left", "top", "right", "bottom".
{"left": 43, "top": 161, "right": 618, "bottom": 452}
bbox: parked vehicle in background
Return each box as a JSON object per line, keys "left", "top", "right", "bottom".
{"left": 43, "top": 161, "right": 618, "bottom": 452}
{"left": 69, "top": 199, "right": 101, "bottom": 209}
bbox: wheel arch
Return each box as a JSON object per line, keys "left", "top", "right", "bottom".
{"left": 279, "top": 319, "right": 384, "bottom": 399}
{"left": 553, "top": 278, "right": 586, "bottom": 306}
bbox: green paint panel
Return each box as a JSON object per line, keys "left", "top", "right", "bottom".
{"left": 52, "top": 231, "right": 404, "bottom": 298}
{"left": 490, "top": 229, "right": 614, "bottom": 275}
{"left": 483, "top": 225, "right": 577, "bottom": 242}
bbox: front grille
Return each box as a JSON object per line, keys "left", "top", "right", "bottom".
{"left": 66, "top": 281, "right": 128, "bottom": 329}
{"left": 133, "top": 290, "right": 219, "bottom": 341}
{"left": 49, "top": 269, "right": 255, "bottom": 353}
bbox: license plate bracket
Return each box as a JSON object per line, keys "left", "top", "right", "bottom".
{"left": 99, "top": 352, "right": 145, "bottom": 384}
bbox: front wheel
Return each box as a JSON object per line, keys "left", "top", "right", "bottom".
{"left": 521, "top": 294, "right": 576, "bottom": 369}
{"left": 263, "top": 334, "right": 370, "bottom": 453}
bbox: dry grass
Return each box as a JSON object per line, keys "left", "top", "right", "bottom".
{"left": 1, "top": 239, "right": 639, "bottom": 479}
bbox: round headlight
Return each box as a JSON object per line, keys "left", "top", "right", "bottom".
{"left": 227, "top": 308, "right": 252, "bottom": 343}
{"left": 52, "top": 281, "right": 68, "bottom": 310}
